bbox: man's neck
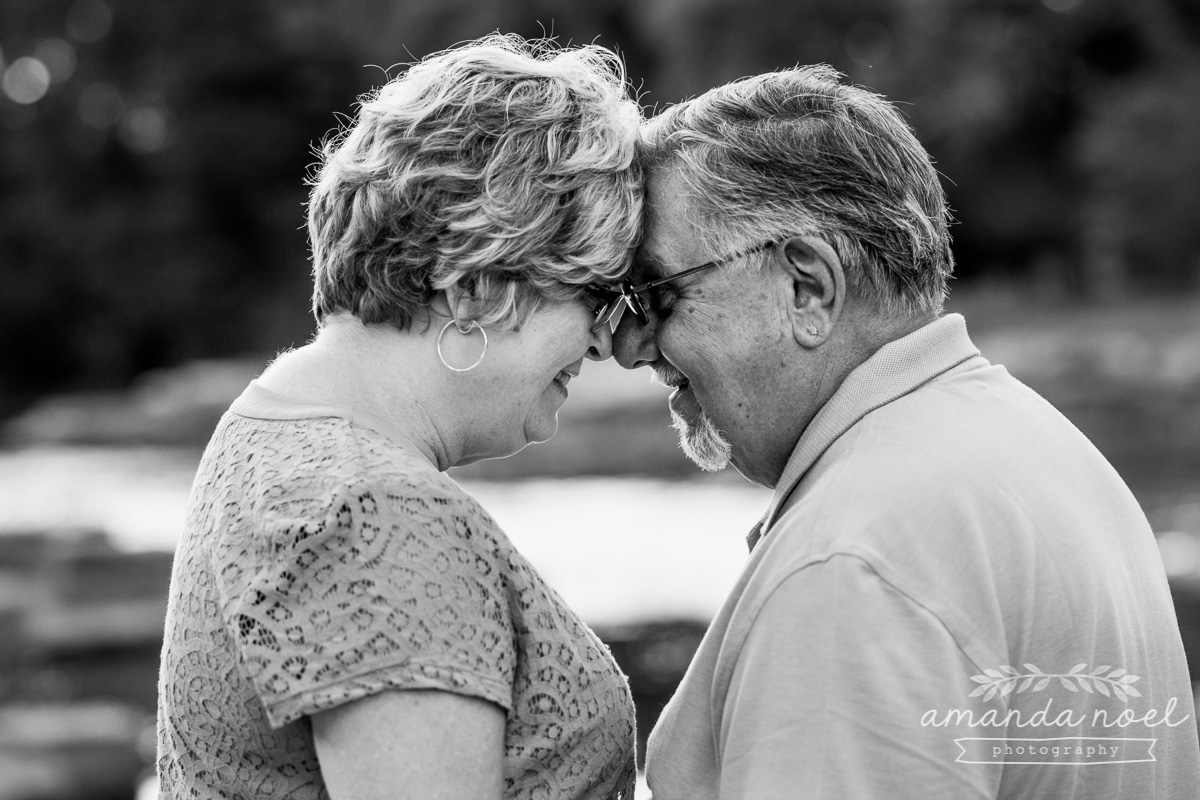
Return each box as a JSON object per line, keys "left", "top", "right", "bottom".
{"left": 741, "top": 309, "right": 941, "bottom": 489}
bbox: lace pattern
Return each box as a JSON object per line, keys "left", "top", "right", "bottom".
{"left": 157, "top": 399, "right": 636, "bottom": 800}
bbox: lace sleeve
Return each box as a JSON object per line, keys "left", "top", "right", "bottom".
{"left": 213, "top": 475, "right": 517, "bottom": 728}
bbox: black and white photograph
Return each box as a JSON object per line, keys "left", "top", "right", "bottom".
{"left": 2, "top": 0, "right": 1199, "bottom": 798}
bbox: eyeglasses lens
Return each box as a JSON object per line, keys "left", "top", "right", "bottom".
{"left": 587, "top": 287, "right": 623, "bottom": 329}
{"left": 593, "top": 301, "right": 614, "bottom": 326}
{"left": 614, "top": 281, "right": 647, "bottom": 326}
{"left": 585, "top": 283, "right": 653, "bottom": 328}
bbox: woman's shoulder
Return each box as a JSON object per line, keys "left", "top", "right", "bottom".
{"left": 208, "top": 383, "right": 439, "bottom": 490}
{"left": 201, "top": 407, "right": 482, "bottom": 519}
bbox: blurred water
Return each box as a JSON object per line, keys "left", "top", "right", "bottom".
{"left": 0, "top": 445, "right": 767, "bottom": 625}
{"left": 3, "top": 444, "right": 1199, "bottom": 625}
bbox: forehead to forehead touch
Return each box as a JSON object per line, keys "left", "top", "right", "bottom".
{"left": 631, "top": 242, "right": 665, "bottom": 282}
{"left": 637, "top": 166, "right": 699, "bottom": 279}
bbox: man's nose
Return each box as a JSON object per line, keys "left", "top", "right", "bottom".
{"left": 612, "top": 309, "right": 660, "bottom": 370}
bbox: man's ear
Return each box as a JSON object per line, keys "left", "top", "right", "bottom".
{"left": 777, "top": 235, "right": 846, "bottom": 348}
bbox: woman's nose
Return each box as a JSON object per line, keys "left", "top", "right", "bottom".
{"left": 612, "top": 309, "right": 660, "bottom": 370}
{"left": 586, "top": 320, "right": 614, "bottom": 361}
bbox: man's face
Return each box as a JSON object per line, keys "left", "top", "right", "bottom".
{"left": 613, "top": 168, "right": 800, "bottom": 487}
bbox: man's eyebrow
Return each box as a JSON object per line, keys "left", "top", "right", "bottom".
{"left": 633, "top": 249, "right": 666, "bottom": 281}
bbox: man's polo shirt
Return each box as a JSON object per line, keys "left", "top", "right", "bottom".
{"left": 645, "top": 314, "right": 1200, "bottom": 799}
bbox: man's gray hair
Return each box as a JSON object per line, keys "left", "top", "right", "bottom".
{"left": 308, "top": 34, "right": 643, "bottom": 330}
{"left": 641, "top": 65, "right": 953, "bottom": 317}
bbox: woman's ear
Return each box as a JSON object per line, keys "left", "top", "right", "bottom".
{"left": 777, "top": 235, "right": 846, "bottom": 348}
{"left": 440, "top": 281, "right": 484, "bottom": 326}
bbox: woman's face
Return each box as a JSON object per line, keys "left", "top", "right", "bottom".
{"left": 462, "top": 295, "right": 612, "bottom": 461}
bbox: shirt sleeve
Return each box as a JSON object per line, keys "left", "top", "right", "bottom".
{"left": 214, "top": 475, "right": 516, "bottom": 729}
{"left": 717, "top": 553, "right": 1000, "bottom": 800}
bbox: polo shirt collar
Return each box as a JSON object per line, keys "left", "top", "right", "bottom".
{"left": 747, "top": 313, "right": 981, "bottom": 550}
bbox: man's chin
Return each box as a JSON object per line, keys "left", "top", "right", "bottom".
{"left": 671, "top": 408, "right": 733, "bottom": 472}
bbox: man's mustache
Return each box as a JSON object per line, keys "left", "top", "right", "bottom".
{"left": 652, "top": 364, "right": 687, "bottom": 388}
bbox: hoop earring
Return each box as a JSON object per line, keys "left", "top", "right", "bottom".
{"left": 437, "top": 319, "right": 488, "bottom": 372}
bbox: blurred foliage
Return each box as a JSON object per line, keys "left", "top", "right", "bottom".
{"left": 1, "top": 0, "right": 1199, "bottom": 415}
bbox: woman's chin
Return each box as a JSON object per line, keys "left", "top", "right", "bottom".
{"left": 523, "top": 413, "right": 560, "bottom": 446}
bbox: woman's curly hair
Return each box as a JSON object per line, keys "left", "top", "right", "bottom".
{"left": 307, "top": 34, "right": 644, "bottom": 330}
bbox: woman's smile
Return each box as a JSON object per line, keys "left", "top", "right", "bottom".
{"left": 552, "top": 367, "right": 577, "bottom": 394}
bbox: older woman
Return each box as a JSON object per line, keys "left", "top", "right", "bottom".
{"left": 156, "top": 36, "right": 640, "bottom": 800}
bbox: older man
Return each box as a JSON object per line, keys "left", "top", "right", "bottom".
{"left": 611, "top": 66, "right": 1200, "bottom": 799}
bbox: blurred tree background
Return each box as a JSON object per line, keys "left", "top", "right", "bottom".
{"left": 2, "top": 0, "right": 1199, "bottom": 419}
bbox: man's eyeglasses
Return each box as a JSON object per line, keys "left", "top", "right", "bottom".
{"left": 587, "top": 240, "right": 776, "bottom": 327}
{"left": 584, "top": 284, "right": 626, "bottom": 329}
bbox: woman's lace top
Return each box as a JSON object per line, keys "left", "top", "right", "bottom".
{"left": 156, "top": 382, "right": 636, "bottom": 800}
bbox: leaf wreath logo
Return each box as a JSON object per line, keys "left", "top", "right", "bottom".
{"left": 969, "top": 664, "right": 1142, "bottom": 703}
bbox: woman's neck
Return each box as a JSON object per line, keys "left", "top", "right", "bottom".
{"left": 258, "top": 317, "right": 463, "bottom": 471}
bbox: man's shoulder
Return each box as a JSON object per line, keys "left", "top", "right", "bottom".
{"left": 825, "top": 359, "right": 1109, "bottom": 492}
{"left": 750, "top": 360, "right": 1138, "bottom": 604}
{"left": 875, "top": 358, "right": 1066, "bottom": 441}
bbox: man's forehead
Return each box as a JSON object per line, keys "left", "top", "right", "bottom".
{"left": 631, "top": 243, "right": 667, "bottom": 281}
{"left": 636, "top": 169, "right": 698, "bottom": 279}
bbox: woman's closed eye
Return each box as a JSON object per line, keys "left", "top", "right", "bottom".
{"left": 583, "top": 284, "right": 623, "bottom": 327}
